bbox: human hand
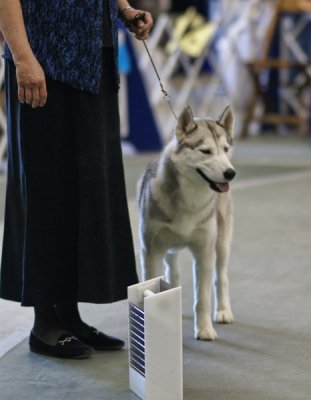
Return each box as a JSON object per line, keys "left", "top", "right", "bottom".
{"left": 14, "top": 54, "right": 47, "bottom": 108}
{"left": 121, "top": 8, "right": 153, "bottom": 40}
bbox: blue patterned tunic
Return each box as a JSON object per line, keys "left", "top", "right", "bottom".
{"left": 5, "top": 0, "right": 119, "bottom": 93}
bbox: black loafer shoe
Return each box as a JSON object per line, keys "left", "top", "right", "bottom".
{"left": 29, "top": 331, "right": 94, "bottom": 359}
{"left": 77, "top": 327, "right": 125, "bottom": 350}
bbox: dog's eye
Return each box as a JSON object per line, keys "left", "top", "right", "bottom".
{"left": 200, "top": 149, "right": 212, "bottom": 155}
{"left": 224, "top": 147, "right": 229, "bottom": 153}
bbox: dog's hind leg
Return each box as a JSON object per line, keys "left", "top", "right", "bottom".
{"left": 164, "top": 252, "right": 179, "bottom": 287}
{"left": 215, "top": 203, "right": 234, "bottom": 324}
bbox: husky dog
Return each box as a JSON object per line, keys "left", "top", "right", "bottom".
{"left": 137, "top": 105, "right": 236, "bottom": 341}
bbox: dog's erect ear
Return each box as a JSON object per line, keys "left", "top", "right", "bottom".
{"left": 217, "top": 106, "right": 234, "bottom": 139}
{"left": 176, "top": 105, "right": 197, "bottom": 140}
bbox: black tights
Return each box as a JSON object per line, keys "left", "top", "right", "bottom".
{"left": 33, "top": 303, "right": 91, "bottom": 345}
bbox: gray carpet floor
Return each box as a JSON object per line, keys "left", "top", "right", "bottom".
{"left": 0, "top": 135, "right": 311, "bottom": 400}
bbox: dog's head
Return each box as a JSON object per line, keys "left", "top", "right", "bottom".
{"left": 171, "top": 105, "right": 236, "bottom": 193}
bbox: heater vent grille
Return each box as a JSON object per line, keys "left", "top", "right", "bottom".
{"left": 129, "top": 303, "right": 145, "bottom": 377}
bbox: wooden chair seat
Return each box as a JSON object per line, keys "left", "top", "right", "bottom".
{"left": 241, "top": 0, "right": 311, "bottom": 138}
{"left": 247, "top": 59, "right": 309, "bottom": 70}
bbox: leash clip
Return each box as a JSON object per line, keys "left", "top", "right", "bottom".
{"left": 163, "top": 93, "right": 171, "bottom": 102}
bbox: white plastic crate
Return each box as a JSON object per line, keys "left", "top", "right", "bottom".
{"left": 128, "top": 277, "right": 183, "bottom": 400}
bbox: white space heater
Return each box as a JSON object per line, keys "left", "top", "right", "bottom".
{"left": 128, "top": 277, "right": 183, "bottom": 400}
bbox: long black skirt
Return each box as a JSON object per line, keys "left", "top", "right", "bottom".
{"left": 0, "top": 50, "right": 138, "bottom": 306}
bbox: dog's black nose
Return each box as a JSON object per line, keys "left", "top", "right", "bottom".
{"left": 223, "top": 168, "right": 236, "bottom": 181}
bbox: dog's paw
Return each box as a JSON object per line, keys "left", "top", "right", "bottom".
{"left": 194, "top": 326, "right": 218, "bottom": 341}
{"left": 215, "top": 309, "right": 234, "bottom": 324}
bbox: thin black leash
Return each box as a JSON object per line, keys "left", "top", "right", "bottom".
{"left": 128, "top": 13, "right": 178, "bottom": 120}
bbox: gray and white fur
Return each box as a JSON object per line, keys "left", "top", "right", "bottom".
{"left": 137, "top": 105, "right": 236, "bottom": 340}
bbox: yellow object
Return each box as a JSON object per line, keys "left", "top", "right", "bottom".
{"left": 179, "top": 22, "right": 216, "bottom": 57}
{"left": 165, "top": 7, "right": 214, "bottom": 56}
{"left": 166, "top": 7, "right": 197, "bottom": 54}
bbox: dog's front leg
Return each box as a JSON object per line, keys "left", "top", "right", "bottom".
{"left": 215, "top": 202, "right": 234, "bottom": 324}
{"left": 164, "top": 252, "right": 179, "bottom": 287}
{"left": 191, "top": 241, "right": 217, "bottom": 341}
{"left": 215, "top": 244, "right": 234, "bottom": 324}
{"left": 140, "top": 247, "right": 164, "bottom": 282}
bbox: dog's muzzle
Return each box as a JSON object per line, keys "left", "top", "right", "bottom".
{"left": 196, "top": 168, "right": 235, "bottom": 193}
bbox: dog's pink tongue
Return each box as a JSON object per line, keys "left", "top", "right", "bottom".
{"left": 217, "top": 182, "right": 229, "bottom": 193}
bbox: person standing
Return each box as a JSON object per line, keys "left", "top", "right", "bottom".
{"left": 0, "top": 0, "right": 152, "bottom": 359}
